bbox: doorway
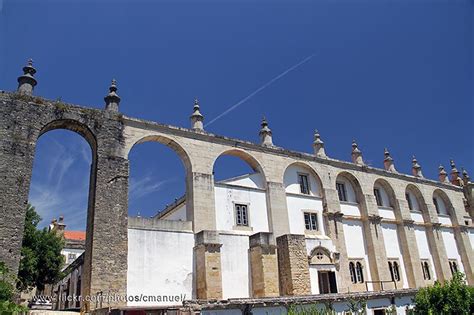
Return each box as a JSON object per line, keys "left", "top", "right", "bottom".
{"left": 318, "top": 271, "right": 337, "bottom": 293}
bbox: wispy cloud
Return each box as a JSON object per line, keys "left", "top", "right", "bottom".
{"left": 129, "top": 173, "right": 174, "bottom": 200}
{"left": 205, "top": 53, "right": 316, "bottom": 127}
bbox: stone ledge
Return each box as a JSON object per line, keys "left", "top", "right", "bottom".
{"left": 183, "top": 289, "right": 418, "bottom": 310}
{"left": 128, "top": 217, "right": 193, "bottom": 232}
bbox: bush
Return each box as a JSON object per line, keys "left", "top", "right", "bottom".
{"left": 0, "top": 262, "right": 28, "bottom": 314}
{"left": 413, "top": 272, "right": 473, "bottom": 314}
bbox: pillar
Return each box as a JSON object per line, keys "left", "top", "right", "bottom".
{"left": 322, "top": 188, "right": 351, "bottom": 292}
{"left": 423, "top": 203, "right": 451, "bottom": 282}
{"left": 0, "top": 121, "right": 36, "bottom": 275}
{"left": 265, "top": 182, "right": 290, "bottom": 238}
{"left": 187, "top": 172, "right": 216, "bottom": 232}
{"left": 276, "top": 234, "right": 311, "bottom": 295}
{"left": 395, "top": 198, "right": 425, "bottom": 288}
{"left": 82, "top": 154, "right": 129, "bottom": 311}
{"left": 361, "top": 194, "right": 393, "bottom": 291}
{"left": 249, "top": 232, "right": 279, "bottom": 298}
{"left": 194, "top": 230, "right": 223, "bottom": 299}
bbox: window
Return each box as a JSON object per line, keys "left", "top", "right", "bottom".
{"left": 298, "top": 174, "right": 310, "bottom": 195}
{"left": 336, "top": 182, "right": 347, "bottom": 202}
{"left": 304, "top": 212, "right": 318, "bottom": 231}
{"left": 388, "top": 260, "right": 401, "bottom": 282}
{"left": 449, "top": 260, "right": 459, "bottom": 275}
{"left": 433, "top": 197, "right": 440, "bottom": 214}
{"left": 421, "top": 260, "right": 431, "bottom": 280}
{"left": 356, "top": 262, "right": 364, "bottom": 283}
{"left": 374, "top": 188, "right": 383, "bottom": 207}
{"left": 235, "top": 204, "right": 248, "bottom": 226}
{"left": 406, "top": 193, "right": 413, "bottom": 210}
{"left": 68, "top": 253, "right": 76, "bottom": 262}
{"left": 349, "top": 262, "right": 356, "bottom": 284}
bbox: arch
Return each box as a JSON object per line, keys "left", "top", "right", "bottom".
{"left": 213, "top": 148, "right": 265, "bottom": 174}
{"left": 356, "top": 261, "right": 364, "bottom": 283}
{"left": 349, "top": 262, "right": 357, "bottom": 284}
{"left": 212, "top": 148, "right": 267, "bottom": 185}
{"left": 128, "top": 134, "right": 193, "bottom": 173}
{"left": 405, "top": 184, "right": 426, "bottom": 212}
{"left": 309, "top": 246, "right": 332, "bottom": 265}
{"left": 335, "top": 171, "right": 363, "bottom": 204}
{"left": 39, "top": 119, "right": 97, "bottom": 157}
{"left": 432, "top": 189, "right": 454, "bottom": 218}
{"left": 283, "top": 161, "right": 323, "bottom": 197}
{"left": 373, "top": 178, "right": 396, "bottom": 208}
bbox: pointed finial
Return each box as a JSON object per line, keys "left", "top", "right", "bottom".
{"left": 104, "top": 79, "right": 121, "bottom": 112}
{"left": 383, "top": 148, "right": 397, "bottom": 172}
{"left": 462, "top": 168, "right": 470, "bottom": 185}
{"left": 17, "top": 58, "right": 37, "bottom": 95}
{"left": 313, "top": 129, "right": 327, "bottom": 158}
{"left": 438, "top": 165, "right": 449, "bottom": 183}
{"left": 411, "top": 155, "right": 423, "bottom": 178}
{"left": 259, "top": 116, "right": 273, "bottom": 147}
{"left": 449, "top": 159, "right": 462, "bottom": 186}
{"left": 351, "top": 140, "right": 364, "bottom": 165}
{"left": 190, "top": 98, "right": 204, "bottom": 131}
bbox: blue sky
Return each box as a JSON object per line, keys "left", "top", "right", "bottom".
{"left": 1, "top": 0, "right": 472, "bottom": 230}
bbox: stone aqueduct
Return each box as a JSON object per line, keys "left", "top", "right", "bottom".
{"left": 0, "top": 62, "right": 473, "bottom": 308}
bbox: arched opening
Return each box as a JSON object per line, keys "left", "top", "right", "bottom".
{"left": 405, "top": 184, "right": 427, "bottom": 223}
{"left": 28, "top": 120, "right": 96, "bottom": 299}
{"left": 212, "top": 149, "right": 267, "bottom": 231}
{"left": 127, "top": 135, "right": 191, "bottom": 221}
{"left": 432, "top": 190, "right": 453, "bottom": 221}
{"left": 212, "top": 149, "right": 267, "bottom": 300}
{"left": 283, "top": 162, "right": 324, "bottom": 235}
{"left": 335, "top": 172, "right": 363, "bottom": 216}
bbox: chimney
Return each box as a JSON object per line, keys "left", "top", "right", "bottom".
{"left": 313, "top": 129, "right": 326, "bottom": 158}
{"left": 190, "top": 98, "right": 204, "bottom": 131}
{"left": 17, "top": 59, "right": 37, "bottom": 95}
{"left": 351, "top": 140, "right": 364, "bottom": 165}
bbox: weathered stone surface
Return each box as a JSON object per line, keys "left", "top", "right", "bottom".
{"left": 276, "top": 234, "right": 311, "bottom": 296}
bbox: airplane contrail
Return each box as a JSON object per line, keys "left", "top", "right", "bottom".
{"left": 205, "top": 53, "right": 316, "bottom": 127}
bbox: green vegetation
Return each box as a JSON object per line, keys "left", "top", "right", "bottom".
{"left": 17, "top": 204, "right": 65, "bottom": 292}
{"left": 412, "top": 272, "right": 474, "bottom": 315}
{"left": 0, "top": 262, "right": 28, "bottom": 314}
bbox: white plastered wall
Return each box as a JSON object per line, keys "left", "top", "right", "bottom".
{"left": 381, "top": 223, "right": 409, "bottom": 288}
{"left": 220, "top": 233, "right": 250, "bottom": 299}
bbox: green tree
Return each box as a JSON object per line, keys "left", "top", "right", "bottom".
{"left": 17, "top": 204, "right": 65, "bottom": 292}
{"left": 413, "top": 272, "right": 473, "bottom": 314}
{"left": 0, "top": 262, "right": 28, "bottom": 313}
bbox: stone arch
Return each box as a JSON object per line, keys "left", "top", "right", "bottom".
{"left": 212, "top": 148, "right": 267, "bottom": 187}
{"left": 283, "top": 161, "right": 323, "bottom": 197}
{"left": 128, "top": 134, "right": 193, "bottom": 173}
{"left": 405, "top": 184, "right": 430, "bottom": 222}
{"left": 335, "top": 171, "right": 363, "bottom": 204}
{"left": 432, "top": 189, "right": 455, "bottom": 220}
{"left": 373, "top": 178, "right": 396, "bottom": 208}
{"left": 39, "top": 119, "right": 97, "bottom": 156}
{"left": 309, "top": 246, "right": 333, "bottom": 265}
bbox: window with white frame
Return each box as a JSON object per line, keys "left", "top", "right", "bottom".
{"left": 235, "top": 204, "right": 249, "bottom": 226}
{"left": 298, "top": 173, "right": 310, "bottom": 195}
{"left": 304, "top": 212, "right": 318, "bottom": 231}
{"left": 349, "top": 260, "right": 364, "bottom": 284}
{"left": 68, "top": 253, "right": 77, "bottom": 263}
{"left": 336, "top": 182, "right": 347, "bottom": 202}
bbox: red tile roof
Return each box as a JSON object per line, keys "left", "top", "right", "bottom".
{"left": 63, "top": 231, "right": 86, "bottom": 241}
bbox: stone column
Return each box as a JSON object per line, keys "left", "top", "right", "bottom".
{"left": 449, "top": 199, "right": 474, "bottom": 285}
{"left": 360, "top": 194, "right": 393, "bottom": 291}
{"left": 187, "top": 172, "right": 216, "bottom": 232}
{"left": 395, "top": 199, "right": 425, "bottom": 288}
{"left": 0, "top": 123, "right": 36, "bottom": 275}
{"left": 423, "top": 203, "right": 451, "bottom": 282}
{"left": 249, "top": 232, "right": 279, "bottom": 298}
{"left": 265, "top": 182, "right": 290, "bottom": 238}
{"left": 276, "top": 234, "right": 311, "bottom": 295}
{"left": 194, "top": 230, "right": 223, "bottom": 299}
{"left": 82, "top": 154, "right": 129, "bottom": 311}
{"left": 323, "top": 188, "right": 351, "bottom": 293}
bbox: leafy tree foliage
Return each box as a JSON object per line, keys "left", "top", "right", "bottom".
{"left": 17, "top": 204, "right": 65, "bottom": 291}
{"left": 413, "top": 272, "right": 473, "bottom": 314}
{"left": 0, "top": 262, "right": 28, "bottom": 313}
